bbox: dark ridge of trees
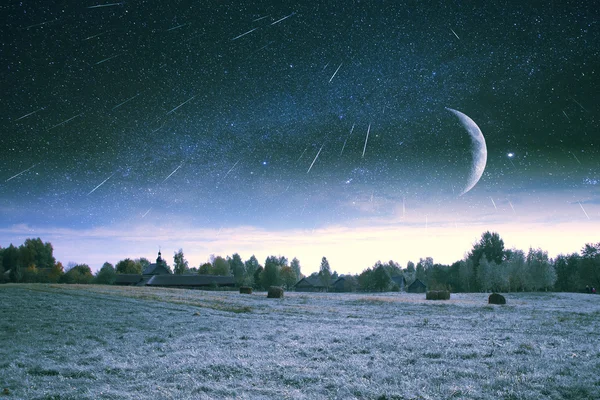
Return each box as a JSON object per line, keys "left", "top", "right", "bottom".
{"left": 1, "top": 234, "right": 599, "bottom": 293}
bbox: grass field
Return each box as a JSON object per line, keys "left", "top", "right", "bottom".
{"left": 1, "top": 284, "right": 599, "bottom": 399}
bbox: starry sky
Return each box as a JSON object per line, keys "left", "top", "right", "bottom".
{"left": 1, "top": 1, "right": 598, "bottom": 274}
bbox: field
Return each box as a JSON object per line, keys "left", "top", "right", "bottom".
{"left": 1, "top": 284, "right": 599, "bottom": 399}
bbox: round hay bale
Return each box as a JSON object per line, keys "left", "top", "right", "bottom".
{"left": 267, "top": 286, "right": 284, "bottom": 298}
{"left": 489, "top": 293, "right": 506, "bottom": 305}
{"left": 239, "top": 286, "right": 253, "bottom": 294}
{"left": 426, "top": 290, "right": 438, "bottom": 300}
{"left": 439, "top": 290, "right": 450, "bottom": 300}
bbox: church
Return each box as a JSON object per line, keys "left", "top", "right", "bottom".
{"left": 114, "top": 251, "right": 235, "bottom": 289}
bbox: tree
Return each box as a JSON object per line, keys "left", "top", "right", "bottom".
{"left": 115, "top": 258, "right": 142, "bottom": 274}
{"left": 227, "top": 253, "right": 246, "bottom": 286}
{"left": 198, "top": 262, "right": 212, "bottom": 275}
{"left": 358, "top": 268, "right": 375, "bottom": 291}
{"left": 372, "top": 263, "right": 391, "bottom": 291}
{"left": 3, "top": 244, "right": 21, "bottom": 283}
{"left": 504, "top": 249, "right": 528, "bottom": 291}
{"left": 136, "top": 257, "right": 151, "bottom": 271}
{"left": 96, "top": 262, "right": 116, "bottom": 284}
{"left": 253, "top": 266, "right": 264, "bottom": 288}
{"left": 468, "top": 231, "right": 506, "bottom": 291}
{"left": 173, "top": 249, "right": 189, "bottom": 275}
{"left": 48, "top": 262, "right": 64, "bottom": 283}
{"left": 318, "top": 257, "right": 332, "bottom": 289}
{"left": 290, "top": 257, "right": 302, "bottom": 279}
{"left": 260, "top": 263, "right": 280, "bottom": 289}
{"left": 554, "top": 253, "right": 580, "bottom": 292}
{"left": 244, "top": 255, "right": 261, "bottom": 285}
{"left": 580, "top": 243, "right": 600, "bottom": 289}
{"left": 212, "top": 256, "right": 230, "bottom": 276}
{"left": 280, "top": 266, "right": 297, "bottom": 289}
{"left": 19, "top": 238, "right": 56, "bottom": 272}
{"left": 63, "top": 264, "right": 94, "bottom": 284}
{"left": 527, "top": 248, "right": 556, "bottom": 291}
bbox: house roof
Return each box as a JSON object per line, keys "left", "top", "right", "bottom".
{"left": 407, "top": 279, "right": 426, "bottom": 289}
{"left": 146, "top": 274, "right": 235, "bottom": 287}
{"left": 114, "top": 274, "right": 143, "bottom": 284}
{"left": 142, "top": 263, "right": 171, "bottom": 276}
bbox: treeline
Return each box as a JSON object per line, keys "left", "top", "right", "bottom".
{"left": 1, "top": 232, "right": 599, "bottom": 293}
{"left": 0, "top": 238, "right": 93, "bottom": 284}
{"left": 350, "top": 232, "right": 600, "bottom": 293}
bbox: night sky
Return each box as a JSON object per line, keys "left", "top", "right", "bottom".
{"left": 1, "top": 1, "right": 598, "bottom": 273}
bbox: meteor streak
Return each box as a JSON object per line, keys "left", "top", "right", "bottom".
{"left": 307, "top": 144, "right": 324, "bottom": 174}
{"left": 87, "top": 172, "right": 115, "bottom": 195}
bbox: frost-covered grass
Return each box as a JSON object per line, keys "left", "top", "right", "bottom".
{"left": 1, "top": 284, "right": 599, "bottom": 399}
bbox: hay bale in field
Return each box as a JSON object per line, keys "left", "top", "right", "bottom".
{"left": 489, "top": 292, "right": 506, "bottom": 305}
{"left": 426, "top": 290, "right": 450, "bottom": 300}
{"left": 267, "top": 286, "right": 284, "bottom": 298}
{"left": 239, "top": 286, "right": 252, "bottom": 294}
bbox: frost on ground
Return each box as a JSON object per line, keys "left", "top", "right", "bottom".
{"left": 1, "top": 285, "right": 599, "bottom": 400}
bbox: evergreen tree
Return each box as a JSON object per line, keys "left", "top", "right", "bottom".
{"left": 318, "top": 257, "right": 332, "bottom": 288}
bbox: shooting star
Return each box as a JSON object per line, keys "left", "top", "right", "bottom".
{"left": 166, "top": 23, "right": 190, "bottom": 31}
{"left": 508, "top": 201, "right": 515, "bottom": 213}
{"left": 329, "top": 62, "right": 342, "bottom": 83}
{"left": 253, "top": 15, "right": 270, "bottom": 22}
{"left": 450, "top": 28, "right": 460, "bottom": 40}
{"left": 166, "top": 95, "right": 196, "bottom": 115}
{"left": 340, "top": 123, "right": 355, "bottom": 156}
{"left": 49, "top": 113, "right": 83, "bottom": 130}
{"left": 15, "top": 107, "right": 44, "bottom": 122}
{"left": 112, "top": 93, "right": 140, "bottom": 111}
{"left": 83, "top": 30, "right": 111, "bottom": 41}
{"left": 296, "top": 147, "right": 308, "bottom": 162}
{"left": 578, "top": 201, "right": 590, "bottom": 220}
{"left": 87, "top": 3, "right": 123, "bottom": 9}
{"left": 562, "top": 110, "right": 570, "bottom": 122}
{"left": 231, "top": 27, "right": 258, "bottom": 41}
{"left": 252, "top": 41, "right": 275, "bottom": 53}
{"left": 5, "top": 164, "right": 37, "bottom": 182}
{"left": 490, "top": 197, "right": 497, "bottom": 210}
{"left": 25, "top": 19, "right": 59, "bottom": 29}
{"left": 87, "top": 172, "right": 115, "bottom": 195}
{"left": 307, "top": 143, "right": 324, "bottom": 174}
{"left": 220, "top": 160, "right": 240, "bottom": 183}
{"left": 141, "top": 208, "right": 152, "bottom": 218}
{"left": 362, "top": 123, "right": 371, "bottom": 158}
{"left": 95, "top": 53, "right": 121, "bottom": 65}
{"left": 271, "top": 12, "right": 295, "bottom": 26}
{"left": 570, "top": 152, "right": 582, "bottom": 165}
{"left": 161, "top": 164, "right": 182, "bottom": 184}
{"left": 570, "top": 97, "right": 588, "bottom": 112}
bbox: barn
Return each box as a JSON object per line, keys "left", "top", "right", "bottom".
{"left": 407, "top": 279, "right": 427, "bottom": 293}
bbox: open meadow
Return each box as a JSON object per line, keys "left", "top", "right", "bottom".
{"left": 1, "top": 284, "right": 599, "bottom": 399}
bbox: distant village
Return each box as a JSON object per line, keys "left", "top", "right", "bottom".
{"left": 1, "top": 232, "right": 599, "bottom": 294}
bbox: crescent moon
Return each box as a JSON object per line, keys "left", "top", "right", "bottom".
{"left": 445, "top": 107, "right": 487, "bottom": 195}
